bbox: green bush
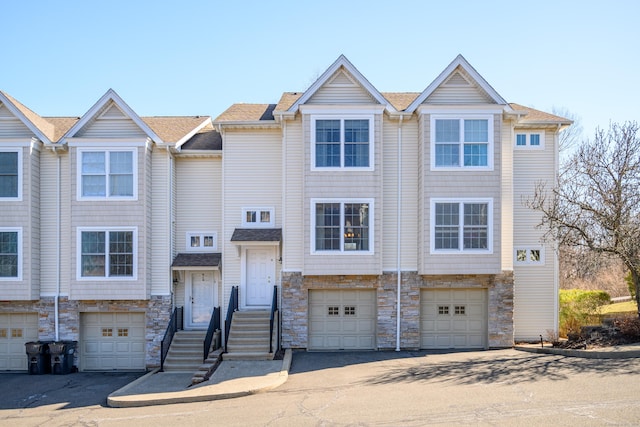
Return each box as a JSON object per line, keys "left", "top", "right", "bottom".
{"left": 625, "top": 271, "right": 636, "bottom": 300}
{"left": 559, "top": 289, "right": 611, "bottom": 338}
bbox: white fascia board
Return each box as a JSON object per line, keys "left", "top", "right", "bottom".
{"left": 406, "top": 54, "right": 508, "bottom": 113}
{"left": 288, "top": 55, "right": 396, "bottom": 114}
{"left": 299, "top": 104, "right": 386, "bottom": 115}
{"left": 0, "top": 92, "right": 51, "bottom": 143}
{"left": 416, "top": 105, "right": 505, "bottom": 115}
{"left": 61, "top": 89, "right": 164, "bottom": 144}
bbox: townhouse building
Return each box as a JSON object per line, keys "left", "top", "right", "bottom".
{"left": 0, "top": 55, "right": 569, "bottom": 371}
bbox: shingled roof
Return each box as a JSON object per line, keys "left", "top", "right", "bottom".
{"left": 509, "top": 103, "right": 573, "bottom": 125}
{"left": 230, "top": 228, "right": 282, "bottom": 242}
{"left": 215, "top": 104, "right": 276, "bottom": 122}
{"left": 171, "top": 252, "right": 221, "bottom": 268}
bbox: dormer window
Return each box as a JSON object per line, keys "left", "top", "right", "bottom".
{"left": 312, "top": 116, "right": 374, "bottom": 170}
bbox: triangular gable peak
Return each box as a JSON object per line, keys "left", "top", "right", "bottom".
{"left": 406, "top": 55, "right": 508, "bottom": 112}
{"left": 288, "top": 55, "right": 395, "bottom": 113}
{"left": 62, "top": 89, "right": 163, "bottom": 143}
{"left": 0, "top": 92, "right": 53, "bottom": 142}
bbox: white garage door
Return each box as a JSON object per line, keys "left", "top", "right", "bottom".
{"left": 0, "top": 313, "right": 38, "bottom": 371}
{"left": 81, "top": 313, "right": 146, "bottom": 371}
{"left": 421, "top": 289, "right": 487, "bottom": 349}
{"left": 309, "top": 290, "right": 376, "bottom": 350}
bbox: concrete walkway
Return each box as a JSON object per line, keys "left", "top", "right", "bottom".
{"left": 107, "top": 344, "right": 640, "bottom": 408}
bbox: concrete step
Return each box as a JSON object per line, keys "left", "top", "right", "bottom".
{"left": 227, "top": 342, "right": 270, "bottom": 353}
{"left": 223, "top": 352, "right": 274, "bottom": 361}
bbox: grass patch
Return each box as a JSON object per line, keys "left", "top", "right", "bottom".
{"left": 601, "top": 300, "right": 637, "bottom": 315}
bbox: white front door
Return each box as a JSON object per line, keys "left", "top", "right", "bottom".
{"left": 186, "top": 271, "right": 217, "bottom": 329}
{"left": 245, "top": 248, "right": 275, "bottom": 307}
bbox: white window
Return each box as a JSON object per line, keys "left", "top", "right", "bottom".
{"left": 0, "top": 228, "right": 21, "bottom": 279}
{"left": 77, "top": 227, "right": 137, "bottom": 279}
{"left": 242, "top": 207, "right": 275, "bottom": 228}
{"left": 78, "top": 149, "right": 137, "bottom": 200}
{"left": 0, "top": 149, "right": 21, "bottom": 200}
{"left": 311, "top": 199, "right": 373, "bottom": 254}
{"left": 186, "top": 231, "right": 218, "bottom": 251}
{"left": 431, "top": 116, "right": 493, "bottom": 170}
{"left": 515, "top": 247, "right": 545, "bottom": 265}
{"left": 515, "top": 131, "right": 545, "bottom": 149}
{"left": 312, "top": 116, "right": 374, "bottom": 170}
{"left": 431, "top": 199, "right": 493, "bottom": 253}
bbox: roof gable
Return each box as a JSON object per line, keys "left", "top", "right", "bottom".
{"left": 62, "top": 89, "right": 163, "bottom": 143}
{"left": 406, "top": 55, "right": 507, "bottom": 112}
{"left": 287, "top": 55, "right": 395, "bottom": 113}
{"left": 0, "top": 91, "right": 54, "bottom": 142}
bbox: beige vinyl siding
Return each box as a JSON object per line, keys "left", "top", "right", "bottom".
{"left": 222, "top": 129, "right": 282, "bottom": 310}
{"left": 75, "top": 104, "right": 147, "bottom": 138}
{"left": 0, "top": 105, "right": 33, "bottom": 138}
{"left": 175, "top": 156, "right": 222, "bottom": 252}
{"left": 282, "top": 120, "right": 304, "bottom": 271}
{"left": 421, "top": 114, "right": 502, "bottom": 275}
{"left": 28, "top": 144, "right": 40, "bottom": 300}
{"left": 39, "top": 150, "right": 59, "bottom": 296}
{"left": 307, "top": 70, "right": 375, "bottom": 105}
{"left": 382, "top": 117, "right": 419, "bottom": 271}
{"left": 68, "top": 146, "right": 148, "bottom": 300}
{"left": 151, "top": 149, "right": 171, "bottom": 295}
{"left": 501, "top": 121, "right": 514, "bottom": 271}
{"left": 303, "top": 113, "right": 382, "bottom": 275}
{"left": 425, "top": 71, "right": 494, "bottom": 105}
{"left": 513, "top": 129, "right": 558, "bottom": 340}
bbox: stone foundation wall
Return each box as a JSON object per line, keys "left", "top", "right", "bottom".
{"left": 281, "top": 271, "right": 514, "bottom": 350}
{"left": 0, "top": 296, "right": 173, "bottom": 369}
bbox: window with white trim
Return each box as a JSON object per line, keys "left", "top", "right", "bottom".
{"left": 0, "top": 150, "right": 21, "bottom": 200}
{"left": 515, "top": 131, "right": 544, "bottom": 149}
{"left": 242, "top": 207, "right": 275, "bottom": 228}
{"left": 186, "top": 231, "right": 217, "bottom": 251}
{"left": 78, "top": 228, "right": 136, "bottom": 279}
{"left": 515, "top": 247, "right": 544, "bottom": 265}
{"left": 431, "top": 116, "right": 493, "bottom": 169}
{"left": 0, "top": 228, "right": 21, "bottom": 279}
{"left": 431, "top": 199, "right": 492, "bottom": 253}
{"left": 312, "top": 199, "right": 373, "bottom": 253}
{"left": 312, "top": 116, "right": 373, "bottom": 170}
{"left": 78, "top": 149, "right": 136, "bottom": 199}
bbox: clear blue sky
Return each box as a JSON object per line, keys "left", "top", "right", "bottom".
{"left": 3, "top": 0, "right": 638, "bottom": 139}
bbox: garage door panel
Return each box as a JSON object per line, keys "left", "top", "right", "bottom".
{"left": 80, "top": 313, "right": 145, "bottom": 371}
{"left": 421, "top": 289, "right": 487, "bottom": 350}
{"left": 0, "top": 313, "right": 39, "bottom": 371}
{"left": 308, "top": 290, "right": 376, "bottom": 350}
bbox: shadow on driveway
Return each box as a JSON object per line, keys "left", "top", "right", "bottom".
{"left": 0, "top": 371, "right": 144, "bottom": 410}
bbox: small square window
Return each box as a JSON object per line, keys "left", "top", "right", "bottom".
{"left": 260, "top": 211, "right": 271, "bottom": 223}
{"left": 118, "top": 328, "right": 128, "bottom": 337}
{"left": 344, "top": 306, "right": 356, "bottom": 316}
{"left": 438, "top": 306, "right": 449, "bottom": 315}
{"left": 530, "top": 249, "right": 541, "bottom": 262}
{"left": 328, "top": 306, "right": 340, "bottom": 316}
{"left": 516, "top": 249, "right": 527, "bottom": 262}
{"left": 530, "top": 134, "right": 540, "bottom": 146}
{"left": 0, "top": 328, "right": 7, "bottom": 338}
{"left": 203, "top": 235, "right": 214, "bottom": 247}
{"left": 242, "top": 208, "right": 275, "bottom": 228}
{"left": 102, "top": 328, "right": 113, "bottom": 337}
{"left": 454, "top": 305, "right": 466, "bottom": 315}
{"left": 186, "top": 232, "right": 217, "bottom": 251}
{"left": 246, "top": 211, "right": 257, "bottom": 224}
{"left": 190, "top": 236, "right": 200, "bottom": 247}
{"left": 11, "top": 328, "right": 22, "bottom": 338}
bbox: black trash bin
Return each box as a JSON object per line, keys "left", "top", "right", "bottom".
{"left": 25, "top": 341, "right": 51, "bottom": 375}
{"left": 49, "top": 341, "right": 77, "bottom": 374}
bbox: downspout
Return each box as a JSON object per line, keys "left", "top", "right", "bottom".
{"left": 167, "top": 145, "right": 174, "bottom": 310}
{"left": 554, "top": 124, "right": 561, "bottom": 337}
{"left": 396, "top": 116, "right": 403, "bottom": 351}
{"left": 55, "top": 148, "right": 61, "bottom": 341}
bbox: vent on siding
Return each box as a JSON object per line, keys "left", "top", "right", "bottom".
{"left": 98, "top": 102, "right": 128, "bottom": 120}
{"left": 327, "top": 70, "right": 358, "bottom": 87}
{"left": 445, "top": 72, "right": 471, "bottom": 86}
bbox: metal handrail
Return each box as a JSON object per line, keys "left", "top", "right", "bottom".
{"left": 160, "top": 307, "right": 183, "bottom": 371}
{"left": 203, "top": 306, "right": 221, "bottom": 361}
{"left": 224, "top": 286, "right": 239, "bottom": 351}
{"left": 269, "top": 285, "right": 278, "bottom": 353}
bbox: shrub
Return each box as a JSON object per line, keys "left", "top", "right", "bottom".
{"left": 625, "top": 271, "right": 636, "bottom": 300}
{"left": 614, "top": 316, "right": 640, "bottom": 339}
{"left": 559, "top": 289, "right": 611, "bottom": 338}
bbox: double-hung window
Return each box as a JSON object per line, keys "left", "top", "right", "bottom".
{"left": 78, "top": 228, "right": 136, "bottom": 279}
{"left": 432, "top": 116, "right": 493, "bottom": 169}
{"left": 312, "top": 199, "right": 373, "bottom": 253}
{"left": 432, "top": 199, "right": 492, "bottom": 253}
{"left": 0, "top": 150, "right": 21, "bottom": 200}
{"left": 79, "top": 149, "right": 136, "bottom": 199}
{"left": 0, "top": 228, "right": 21, "bottom": 279}
{"left": 312, "top": 117, "right": 373, "bottom": 170}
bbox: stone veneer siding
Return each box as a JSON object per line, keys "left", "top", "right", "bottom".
{"left": 281, "top": 271, "right": 514, "bottom": 350}
{"left": 0, "top": 296, "right": 172, "bottom": 369}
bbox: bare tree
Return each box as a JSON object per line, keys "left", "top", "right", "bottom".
{"left": 552, "top": 107, "right": 583, "bottom": 154}
{"left": 529, "top": 121, "right": 640, "bottom": 316}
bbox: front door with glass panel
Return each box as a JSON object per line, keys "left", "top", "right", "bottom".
{"left": 186, "top": 271, "right": 216, "bottom": 329}
{"left": 245, "top": 248, "right": 275, "bottom": 307}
